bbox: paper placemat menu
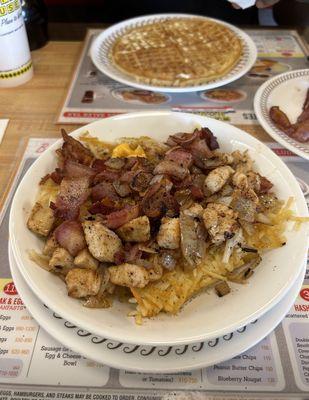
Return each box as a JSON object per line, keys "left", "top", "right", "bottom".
{"left": 57, "top": 29, "right": 308, "bottom": 125}
{"left": 0, "top": 138, "right": 308, "bottom": 400}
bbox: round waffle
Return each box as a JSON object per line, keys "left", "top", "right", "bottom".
{"left": 110, "top": 18, "right": 243, "bottom": 87}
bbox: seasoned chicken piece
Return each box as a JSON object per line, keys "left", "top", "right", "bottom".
{"left": 204, "top": 166, "right": 234, "bottom": 194}
{"left": 148, "top": 262, "right": 163, "bottom": 282}
{"left": 116, "top": 216, "right": 150, "bottom": 243}
{"left": 109, "top": 263, "right": 149, "bottom": 288}
{"left": 43, "top": 232, "right": 58, "bottom": 256}
{"left": 83, "top": 266, "right": 111, "bottom": 308}
{"left": 74, "top": 249, "right": 99, "bottom": 270}
{"left": 157, "top": 217, "right": 180, "bottom": 249}
{"left": 232, "top": 187, "right": 259, "bottom": 222}
{"left": 65, "top": 268, "right": 102, "bottom": 298}
{"left": 203, "top": 203, "right": 239, "bottom": 245}
{"left": 49, "top": 247, "right": 74, "bottom": 275}
{"left": 82, "top": 221, "right": 122, "bottom": 262}
{"left": 27, "top": 201, "right": 55, "bottom": 237}
{"left": 180, "top": 203, "right": 207, "bottom": 268}
{"left": 232, "top": 171, "right": 248, "bottom": 189}
{"left": 232, "top": 150, "right": 253, "bottom": 174}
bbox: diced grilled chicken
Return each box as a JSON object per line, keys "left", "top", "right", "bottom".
{"left": 49, "top": 247, "right": 74, "bottom": 275}
{"left": 74, "top": 248, "right": 99, "bottom": 270}
{"left": 204, "top": 166, "right": 234, "bottom": 194}
{"left": 157, "top": 217, "right": 180, "bottom": 249}
{"left": 82, "top": 221, "right": 122, "bottom": 262}
{"left": 148, "top": 262, "right": 163, "bottom": 282}
{"left": 109, "top": 263, "right": 149, "bottom": 288}
{"left": 116, "top": 216, "right": 150, "bottom": 243}
{"left": 232, "top": 150, "right": 253, "bottom": 174}
{"left": 203, "top": 203, "right": 239, "bottom": 245}
{"left": 65, "top": 268, "right": 102, "bottom": 298}
{"left": 180, "top": 203, "right": 207, "bottom": 268}
{"left": 232, "top": 171, "right": 248, "bottom": 189}
{"left": 232, "top": 187, "right": 259, "bottom": 223}
{"left": 43, "top": 232, "right": 58, "bottom": 256}
{"left": 27, "top": 201, "right": 55, "bottom": 237}
{"left": 83, "top": 266, "right": 111, "bottom": 308}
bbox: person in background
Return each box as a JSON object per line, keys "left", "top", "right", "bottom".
{"left": 47, "top": 0, "right": 282, "bottom": 26}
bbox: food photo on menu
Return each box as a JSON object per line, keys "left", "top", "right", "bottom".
{"left": 0, "top": 0, "right": 309, "bottom": 398}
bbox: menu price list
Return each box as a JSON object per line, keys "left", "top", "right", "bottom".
{"left": 0, "top": 279, "right": 110, "bottom": 387}
{"left": 119, "top": 334, "right": 284, "bottom": 391}
{"left": 282, "top": 282, "right": 309, "bottom": 392}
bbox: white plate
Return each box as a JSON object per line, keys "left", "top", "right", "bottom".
{"left": 90, "top": 14, "right": 257, "bottom": 93}
{"left": 9, "top": 111, "right": 308, "bottom": 346}
{"left": 9, "top": 243, "right": 305, "bottom": 373}
{"left": 254, "top": 69, "right": 309, "bottom": 161}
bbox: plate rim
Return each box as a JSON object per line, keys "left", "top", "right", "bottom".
{"left": 9, "top": 111, "right": 309, "bottom": 346}
{"left": 254, "top": 68, "right": 309, "bottom": 161}
{"left": 90, "top": 13, "right": 257, "bottom": 93}
{"left": 9, "top": 242, "right": 305, "bottom": 373}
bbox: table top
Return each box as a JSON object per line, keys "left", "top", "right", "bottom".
{"left": 0, "top": 40, "right": 281, "bottom": 208}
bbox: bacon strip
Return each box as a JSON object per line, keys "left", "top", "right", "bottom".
{"left": 61, "top": 129, "right": 93, "bottom": 166}
{"left": 91, "top": 182, "right": 119, "bottom": 202}
{"left": 103, "top": 205, "right": 140, "bottom": 229}
{"left": 54, "top": 176, "right": 90, "bottom": 220}
{"left": 165, "top": 147, "right": 193, "bottom": 168}
{"left": 154, "top": 160, "right": 189, "bottom": 180}
{"left": 54, "top": 221, "right": 86, "bottom": 256}
{"left": 64, "top": 160, "right": 96, "bottom": 179}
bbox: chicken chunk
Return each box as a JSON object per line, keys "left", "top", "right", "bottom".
{"left": 43, "top": 232, "right": 58, "bottom": 256}
{"left": 65, "top": 268, "right": 102, "bottom": 298}
{"left": 204, "top": 166, "right": 234, "bottom": 194}
{"left": 27, "top": 201, "right": 55, "bottom": 237}
{"left": 157, "top": 217, "right": 180, "bottom": 249}
{"left": 109, "top": 263, "right": 149, "bottom": 288}
{"left": 148, "top": 262, "right": 163, "bottom": 282}
{"left": 49, "top": 247, "right": 74, "bottom": 275}
{"left": 232, "top": 187, "right": 259, "bottom": 222}
{"left": 82, "top": 221, "right": 122, "bottom": 262}
{"left": 74, "top": 249, "right": 99, "bottom": 270}
{"left": 232, "top": 150, "right": 253, "bottom": 174}
{"left": 116, "top": 216, "right": 150, "bottom": 243}
{"left": 203, "top": 203, "right": 239, "bottom": 244}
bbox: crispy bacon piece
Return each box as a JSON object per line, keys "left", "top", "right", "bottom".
{"left": 64, "top": 160, "right": 96, "bottom": 179}
{"left": 291, "top": 119, "right": 309, "bottom": 143}
{"left": 269, "top": 106, "right": 292, "bottom": 130}
{"left": 94, "top": 169, "right": 120, "bottom": 183}
{"left": 114, "top": 250, "right": 126, "bottom": 265}
{"left": 91, "top": 181, "right": 119, "bottom": 202}
{"left": 130, "top": 171, "right": 153, "bottom": 193}
{"left": 199, "top": 127, "right": 219, "bottom": 150}
{"left": 296, "top": 90, "right": 309, "bottom": 124}
{"left": 297, "top": 107, "right": 309, "bottom": 124}
{"left": 302, "top": 89, "right": 309, "bottom": 111}
{"left": 142, "top": 181, "right": 178, "bottom": 218}
{"left": 165, "top": 147, "right": 193, "bottom": 168}
{"left": 54, "top": 221, "right": 86, "bottom": 256}
{"left": 103, "top": 205, "right": 140, "bottom": 229}
{"left": 53, "top": 176, "right": 90, "bottom": 220}
{"left": 88, "top": 201, "right": 119, "bottom": 215}
{"left": 259, "top": 175, "right": 273, "bottom": 194}
{"left": 61, "top": 129, "right": 93, "bottom": 166}
{"left": 154, "top": 160, "right": 189, "bottom": 180}
{"left": 92, "top": 159, "right": 107, "bottom": 173}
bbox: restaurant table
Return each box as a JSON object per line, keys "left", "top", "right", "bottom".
{"left": 0, "top": 32, "right": 309, "bottom": 400}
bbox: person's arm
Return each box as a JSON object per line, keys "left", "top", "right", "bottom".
{"left": 232, "top": 0, "right": 280, "bottom": 8}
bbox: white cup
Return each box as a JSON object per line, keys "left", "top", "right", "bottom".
{"left": 0, "top": 0, "right": 33, "bottom": 88}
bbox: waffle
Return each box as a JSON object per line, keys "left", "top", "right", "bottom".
{"left": 110, "top": 18, "right": 243, "bottom": 87}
